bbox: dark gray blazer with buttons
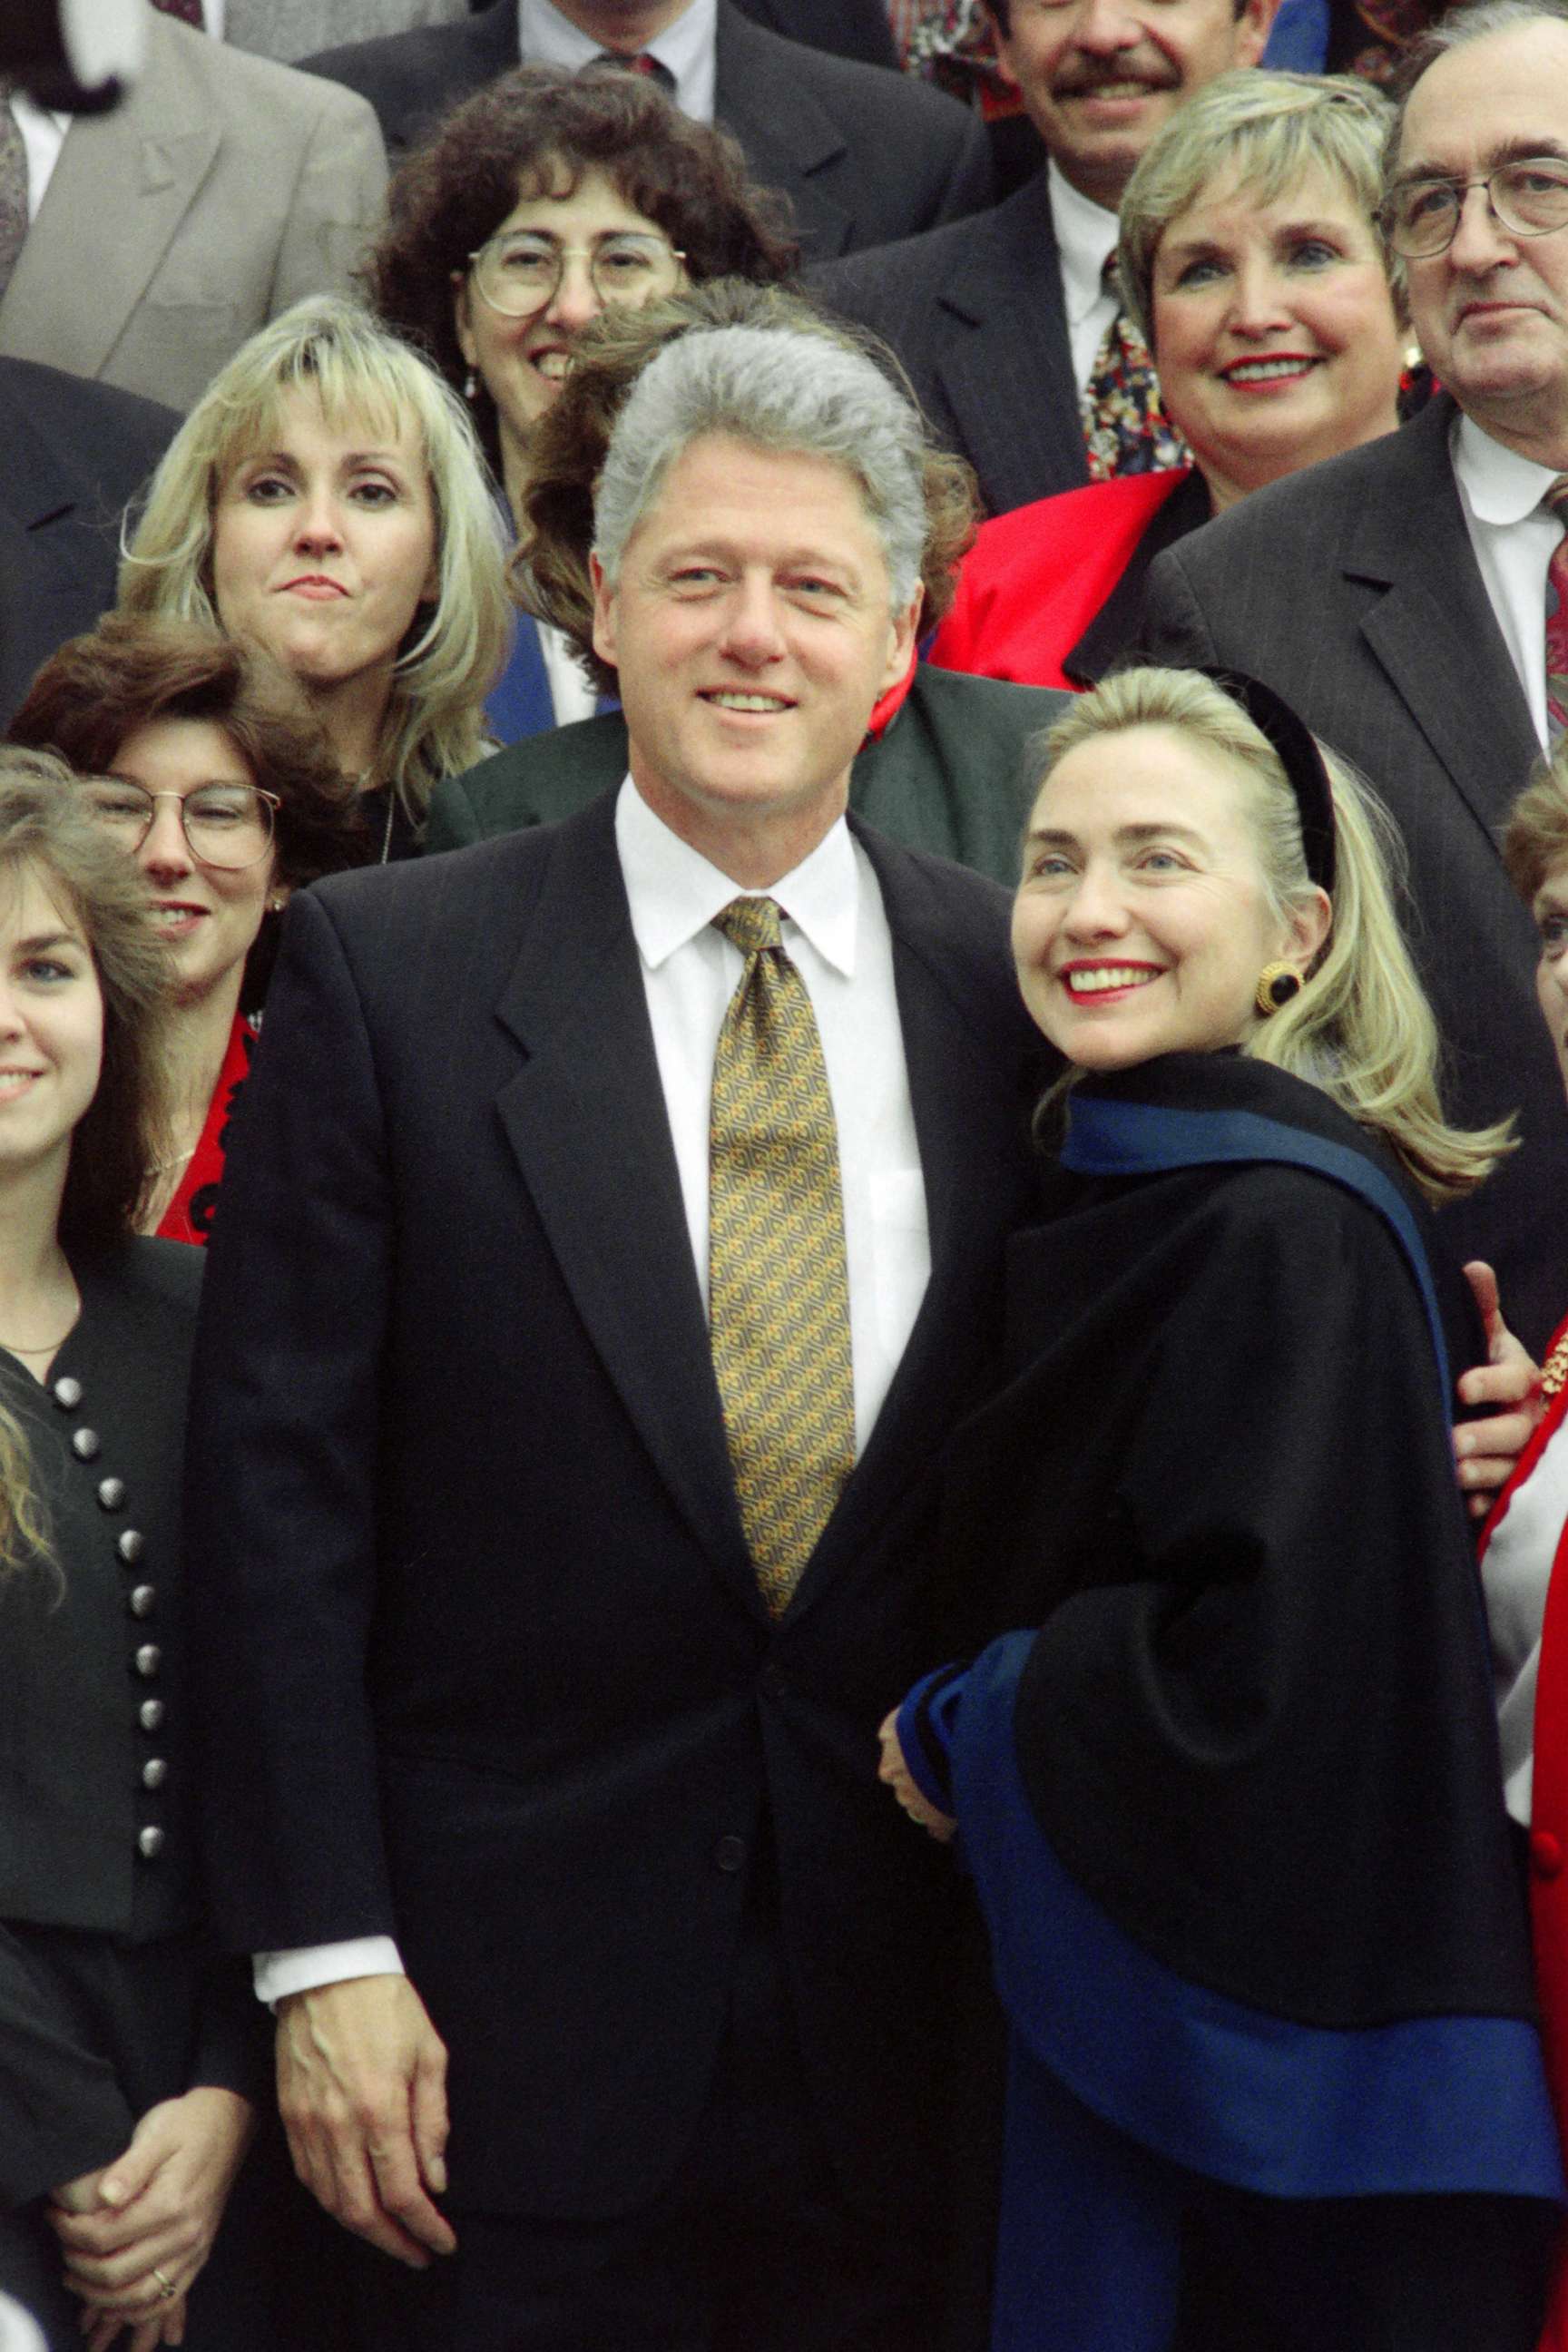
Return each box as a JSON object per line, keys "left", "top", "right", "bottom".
{"left": 186, "top": 795, "right": 1045, "bottom": 2226}
{"left": 1136, "top": 392, "right": 1568, "bottom": 1357}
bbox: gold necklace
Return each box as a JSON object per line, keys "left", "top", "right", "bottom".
{"left": 0, "top": 1290, "right": 80, "bottom": 1355}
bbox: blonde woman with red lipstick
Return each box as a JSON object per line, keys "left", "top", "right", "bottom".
{"left": 9, "top": 617, "right": 364, "bottom": 1245}
{"left": 878, "top": 668, "right": 1563, "bottom": 2352}
{"left": 929, "top": 72, "right": 1408, "bottom": 689}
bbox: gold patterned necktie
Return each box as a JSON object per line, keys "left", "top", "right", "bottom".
{"left": 1081, "top": 248, "right": 1189, "bottom": 483}
{"left": 0, "top": 85, "right": 29, "bottom": 305}
{"left": 709, "top": 897, "right": 856, "bottom": 1616}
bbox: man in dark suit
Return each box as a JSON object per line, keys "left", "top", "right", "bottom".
{"left": 299, "top": 0, "right": 994, "bottom": 260}
{"left": 1138, "top": 0, "right": 1568, "bottom": 1353}
{"left": 188, "top": 314, "right": 1044, "bottom": 2348}
{"left": 811, "top": 0, "right": 1275, "bottom": 516}
{"left": 0, "top": 358, "right": 175, "bottom": 728}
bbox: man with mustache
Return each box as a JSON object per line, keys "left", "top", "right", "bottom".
{"left": 811, "top": 0, "right": 1277, "bottom": 519}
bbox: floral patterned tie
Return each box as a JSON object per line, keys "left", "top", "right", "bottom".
{"left": 0, "top": 86, "right": 27, "bottom": 303}
{"left": 708, "top": 897, "right": 855, "bottom": 1615}
{"left": 1081, "top": 249, "right": 1189, "bottom": 482}
{"left": 1546, "top": 475, "right": 1568, "bottom": 739}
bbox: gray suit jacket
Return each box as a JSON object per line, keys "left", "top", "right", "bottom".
{"left": 811, "top": 172, "right": 1086, "bottom": 520}
{"left": 0, "top": 12, "right": 387, "bottom": 411}
{"left": 301, "top": 0, "right": 993, "bottom": 261}
{"left": 224, "top": 0, "right": 466, "bottom": 64}
{"left": 1138, "top": 393, "right": 1568, "bottom": 1353}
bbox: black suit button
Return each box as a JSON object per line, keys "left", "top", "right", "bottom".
{"left": 715, "top": 1835, "right": 747, "bottom": 1873}
{"left": 117, "top": 1530, "right": 144, "bottom": 1564}
{"left": 136, "top": 1827, "right": 164, "bottom": 1860}
{"left": 139, "top": 1700, "right": 165, "bottom": 1733}
{"left": 97, "top": 1478, "right": 126, "bottom": 1511}
{"left": 142, "top": 1759, "right": 168, "bottom": 1789}
{"left": 128, "top": 1585, "right": 156, "bottom": 1619}
{"left": 53, "top": 1377, "right": 82, "bottom": 1410}
{"left": 133, "top": 1644, "right": 161, "bottom": 1679}
{"left": 72, "top": 1427, "right": 101, "bottom": 1461}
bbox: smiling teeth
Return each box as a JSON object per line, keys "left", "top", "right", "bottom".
{"left": 1225, "top": 358, "right": 1315, "bottom": 383}
{"left": 534, "top": 352, "right": 571, "bottom": 379}
{"left": 1067, "top": 965, "right": 1156, "bottom": 994}
{"left": 152, "top": 906, "right": 200, "bottom": 925}
{"left": 710, "top": 692, "right": 789, "bottom": 711}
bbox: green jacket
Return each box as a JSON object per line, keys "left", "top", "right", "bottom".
{"left": 426, "top": 663, "right": 1070, "bottom": 887}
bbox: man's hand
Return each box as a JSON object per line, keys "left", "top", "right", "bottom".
{"left": 877, "top": 1709, "right": 956, "bottom": 1842}
{"left": 1455, "top": 1260, "right": 1544, "bottom": 1519}
{"left": 50, "top": 2086, "right": 254, "bottom": 2350}
{"left": 275, "top": 1975, "right": 456, "bottom": 2267}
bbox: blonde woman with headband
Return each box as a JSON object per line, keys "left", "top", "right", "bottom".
{"left": 878, "top": 669, "right": 1563, "bottom": 2352}
{"left": 119, "top": 298, "right": 509, "bottom": 859}
{"left": 0, "top": 759, "right": 275, "bottom": 2351}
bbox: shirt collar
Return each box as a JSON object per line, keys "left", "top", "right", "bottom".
{"left": 615, "top": 776, "right": 860, "bottom": 979}
{"left": 1049, "top": 159, "right": 1122, "bottom": 328}
{"left": 1454, "top": 408, "right": 1563, "bottom": 524}
{"left": 518, "top": 0, "right": 717, "bottom": 119}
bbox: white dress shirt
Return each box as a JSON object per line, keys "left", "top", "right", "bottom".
{"left": 1049, "top": 160, "right": 1122, "bottom": 393}
{"left": 8, "top": 93, "right": 69, "bottom": 220}
{"left": 517, "top": 0, "right": 717, "bottom": 121}
{"left": 256, "top": 777, "right": 929, "bottom": 2007}
{"left": 1483, "top": 1411, "right": 1568, "bottom": 1827}
{"left": 1453, "top": 409, "right": 1564, "bottom": 752}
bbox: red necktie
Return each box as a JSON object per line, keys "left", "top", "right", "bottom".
{"left": 590, "top": 49, "right": 676, "bottom": 93}
{"left": 1546, "top": 475, "right": 1568, "bottom": 739}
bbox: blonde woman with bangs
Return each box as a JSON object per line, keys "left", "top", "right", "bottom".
{"left": 877, "top": 668, "right": 1563, "bottom": 2352}
{"left": 119, "top": 298, "right": 508, "bottom": 858}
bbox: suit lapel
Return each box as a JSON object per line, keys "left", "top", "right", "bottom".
{"left": 0, "top": 20, "right": 219, "bottom": 381}
{"left": 714, "top": 5, "right": 850, "bottom": 255}
{"left": 1345, "top": 398, "right": 1539, "bottom": 838}
{"left": 491, "top": 797, "right": 758, "bottom": 1602}
{"left": 931, "top": 177, "right": 1090, "bottom": 514}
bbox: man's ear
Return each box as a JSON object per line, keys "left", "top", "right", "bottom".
{"left": 591, "top": 551, "right": 618, "bottom": 671}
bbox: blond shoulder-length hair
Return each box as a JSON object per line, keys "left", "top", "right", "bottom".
{"left": 1032, "top": 669, "right": 1513, "bottom": 1202}
{"left": 118, "top": 297, "right": 510, "bottom": 822}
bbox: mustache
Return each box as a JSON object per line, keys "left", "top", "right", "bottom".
{"left": 1050, "top": 55, "right": 1179, "bottom": 94}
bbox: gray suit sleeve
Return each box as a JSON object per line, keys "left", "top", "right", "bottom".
{"left": 423, "top": 771, "right": 483, "bottom": 855}
{"left": 270, "top": 84, "right": 389, "bottom": 314}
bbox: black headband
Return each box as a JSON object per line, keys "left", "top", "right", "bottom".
{"left": 1202, "top": 668, "right": 1338, "bottom": 898}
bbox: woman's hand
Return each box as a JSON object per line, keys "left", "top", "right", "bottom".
{"left": 1454, "top": 1261, "right": 1544, "bottom": 1520}
{"left": 49, "top": 2086, "right": 255, "bottom": 2347}
{"left": 877, "top": 1708, "right": 956, "bottom": 1842}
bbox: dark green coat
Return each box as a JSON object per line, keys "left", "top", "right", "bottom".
{"left": 426, "top": 663, "right": 1071, "bottom": 888}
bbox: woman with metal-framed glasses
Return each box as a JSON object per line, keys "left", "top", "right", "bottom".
{"left": 365, "top": 60, "right": 799, "bottom": 743}
{"left": 8, "top": 615, "right": 365, "bottom": 1246}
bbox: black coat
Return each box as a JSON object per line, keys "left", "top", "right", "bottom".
{"left": 187, "top": 796, "right": 1044, "bottom": 2222}
{"left": 0, "top": 359, "right": 175, "bottom": 729}
{"left": 300, "top": 0, "right": 994, "bottom": 261}
{"left": 1135, "top": 394, "right": 1568, "bottom": 1357}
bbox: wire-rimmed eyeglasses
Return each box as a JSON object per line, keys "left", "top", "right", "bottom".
{"left": 84, "top": 780, "right": 280, "bottom": 870}
{"left": 1382, "top": 156, "right": 1568, "bottom": 258}
{"left": 466, "top": 229, "right": 686, "bottom": 318}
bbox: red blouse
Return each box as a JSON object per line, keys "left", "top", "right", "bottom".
{"left": 156, "top": 1013, "right": 256, "bottom": 1249}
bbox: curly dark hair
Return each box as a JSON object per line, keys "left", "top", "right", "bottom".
{"left": 517, "top": 279, "right": 980, "bottom": 691}
{"left": 8, "top": 614, "right": 371, "bottom": 1009}
{"left": 363, "top": 64, "right": 800, "bottom": 476}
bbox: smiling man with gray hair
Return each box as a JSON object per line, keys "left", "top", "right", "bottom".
{"left": 187, "top": 315, "right": 1048, "bottom": 2351}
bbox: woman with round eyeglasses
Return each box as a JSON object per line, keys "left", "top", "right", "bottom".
{"left": 9, "top": 615, "right": 365, "bottom": 1245}
{"left": 366, "top": 60, "right": 797, "bottom": 741}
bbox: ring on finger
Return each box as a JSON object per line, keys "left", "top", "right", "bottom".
{"left": 152, "top": 2268, "right": 177, "bottom": 2301}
